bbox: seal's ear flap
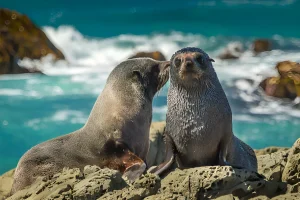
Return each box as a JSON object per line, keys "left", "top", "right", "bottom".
{"left": 132, "top": 70, "right": 144, "bottom": 84}
{"left": 209, "top": 58, "right": 215, "bottom": 62}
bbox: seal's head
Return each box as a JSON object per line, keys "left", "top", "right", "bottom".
{"left": 108, "top": 58, "right": 170, "bottom": 100}
{"left": 170, "top": 47, "right": 215, "bottom": 87}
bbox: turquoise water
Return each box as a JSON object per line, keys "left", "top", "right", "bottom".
{"left": 1, "top": 0, "right": 300, "bottom": 174}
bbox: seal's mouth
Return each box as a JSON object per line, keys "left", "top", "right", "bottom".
{"left": 179, "top": 69, "right": 202, "bottom": 81}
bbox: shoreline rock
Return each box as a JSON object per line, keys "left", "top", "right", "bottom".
{"left": 259, "top": 61, "right": 300, "bottom": 100}
{"left": 253, "top": 39, "right": 272, "bottom": 54}
{"left": 128, "top": 51, "right": 166, "bottom": 61}
{"left": 2, "top": 122, "right": 300, "bottom": 200}
{"left": 0, "top": 8, "right": 65, "bottom": 75}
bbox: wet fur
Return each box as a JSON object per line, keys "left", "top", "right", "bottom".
{"left": 157, "top": 47, "right": 257, "bottom": 174}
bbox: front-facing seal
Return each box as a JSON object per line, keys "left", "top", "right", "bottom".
{"left": 149, "top": 47, "right": 257, "bottom": 175}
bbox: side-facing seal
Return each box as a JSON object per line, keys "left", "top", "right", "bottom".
{"left": 11, "top": 58, "right": 170, "bottom": 194}
{"left": 149, "top": 47, "right": 257, "bottom": 175}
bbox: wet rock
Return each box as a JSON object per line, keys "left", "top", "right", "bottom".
{"left": 0, "top": 169, "right": 15, "bottom": 200}
{"left": 99, "top": 173, "right": 160, "bottom": 200}
{"left": 8, "top": 166, "right": 127, "bottom": 200}
{"left": 218, "top": 42, "right": 244, "bottom": 60}
{"left": 276, "top": 61, "right": 300, "bottom": 79}
{"left": 282, "top": 138, "right": 300, "bottom": 185}
{"left": 259, "top": 77, "right": 298, "bottom": 100}
{"left": 0, "top": 9, "right": 64, "bottom": 75}
{"left": 255, "top": 147, "right": 289, "bottom": 156}
{"left": 253, "top": 39, "right": 272, "bottom": 54}
{"left": 259, "top": 61, "right": 300, "bottom": 100}
{"left": 257, "top": 150, "right": 289, "bottom": 182}
{"left": 128, "top": 51, "right": 166, "bottom": 61}
{"left": 146, "top": 121, "right": 166, "bottom": 167}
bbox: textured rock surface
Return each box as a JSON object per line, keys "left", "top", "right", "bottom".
{"left": 255, "top": 147, "right": 289, "bottom": 156}
{"left": 271, "top": 193, "right": 300, "bottom": 200}
{"left": 99, "top": 173, "right": 160, "bottom": 200}
{"left": 128, "top": 51, "right": 166, "bottom": 61}
{"left": 2, "top": 127, "right": 300, "bottom": 199}
{"left": 0, "top": 165, "right": 291, "bottom": 200}
{"left": 257, "top": 150, "right": 289, "bottom": 182}
{"left": 0, "top": 169, "right": 15, "bottom": 200}
{"left": 0, "top": 8, "right": 64, "bottom": 75}
{"left": 7, "top": 166, "right": 127, "bottom": 200}
{"left": 146, "top": 121, "right": 166, "bottom": 167}
{"left": 156, "top": 166, "right": 285, "bottom": 200}
{"left": 282, "top": 138, "right": 300, "bottom": 185}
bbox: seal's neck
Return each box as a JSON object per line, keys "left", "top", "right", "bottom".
{"left": 168, "top": 71, "right": 228, "bottom": 112}
{"left": 82, "top": 84, "right": 152, "bottom": 138}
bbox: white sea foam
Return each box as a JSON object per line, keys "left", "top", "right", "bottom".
{"left": 0, "top": 89, "right": 24, "bottom": 96}
{"left": 52, "top": 110, "right": 87, "bottom": 123}
{"left": 3, "top": 25, "right": 300, "bottom": 120}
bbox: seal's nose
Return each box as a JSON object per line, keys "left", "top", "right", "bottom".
{"left": 182, "top": 58, "right": 195, "bottom": 71}
{"left": 185, "top": 59, "right": 193, "bottom": 69}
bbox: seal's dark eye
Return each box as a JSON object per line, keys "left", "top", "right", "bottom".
{"left": 174, "top": 57, "right": 181, "bottom": 67}
{"left": 195, "top": 54, "right": 205, "bottom": 65}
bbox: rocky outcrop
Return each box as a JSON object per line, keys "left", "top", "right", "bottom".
{"left": 158, "top": 166, "right": 285, "bottom": 199}
{"left": 0, "top": 9, "right": 65, "bottom": 75}
{"left": 128, "top": 51, "right": 166, "bottom": 61}
{"left": 259, "top": 61, "right": 300, "bottom": 100}
{"left": 100, "top": 173, "right": 160, "bottom": 200}
{"left": 253, "top": 39, "right": 272, "bottom": 54}
{"left": 255, "top": 147, "right": 289, "bottom": 156}
{"left": 218, "top": 42, "right": 244, "bottom": 60}
{"left": 5, "top": 165, "right": 287, "bottom": 200}
{"left": 0, "top": 169, "right": 14, "bottom": 200}
{"left": 282, "top": 139, "right": 300, "bottom": 187}
{"left": 257, "top": 150, "right": 289, "bottom": 182}
{"left": 7, "top": 166, "right": 127, "bottom": 200}
{"left": 3, "top": 122, "right": 300, "bottom": 200}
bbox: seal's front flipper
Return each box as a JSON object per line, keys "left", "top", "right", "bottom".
{"left": 147, "top": 132, "right": 175, "bottom": 176}
{"left": 123, "top": 162, "right": 146, "bottom": 182}
{"left": 101, "top": 139, "right": 146, "bottom": 181}
{"left": 120, "top": 147, "right": 147, "bottom": 182}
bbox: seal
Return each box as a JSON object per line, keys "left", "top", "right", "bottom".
{"left": 149, "top": 47, "right": 257, "bottom": 175}
{"left": 11, "top": 58, "right": 170, "bottom": 194}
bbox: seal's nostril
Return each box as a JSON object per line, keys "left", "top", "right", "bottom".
{"left": 185, "top": 60, "right": 193, "bottom": 69}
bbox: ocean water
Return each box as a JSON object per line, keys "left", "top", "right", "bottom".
{"left": 1, "top": 0, "right": 300, "bottom": 174}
